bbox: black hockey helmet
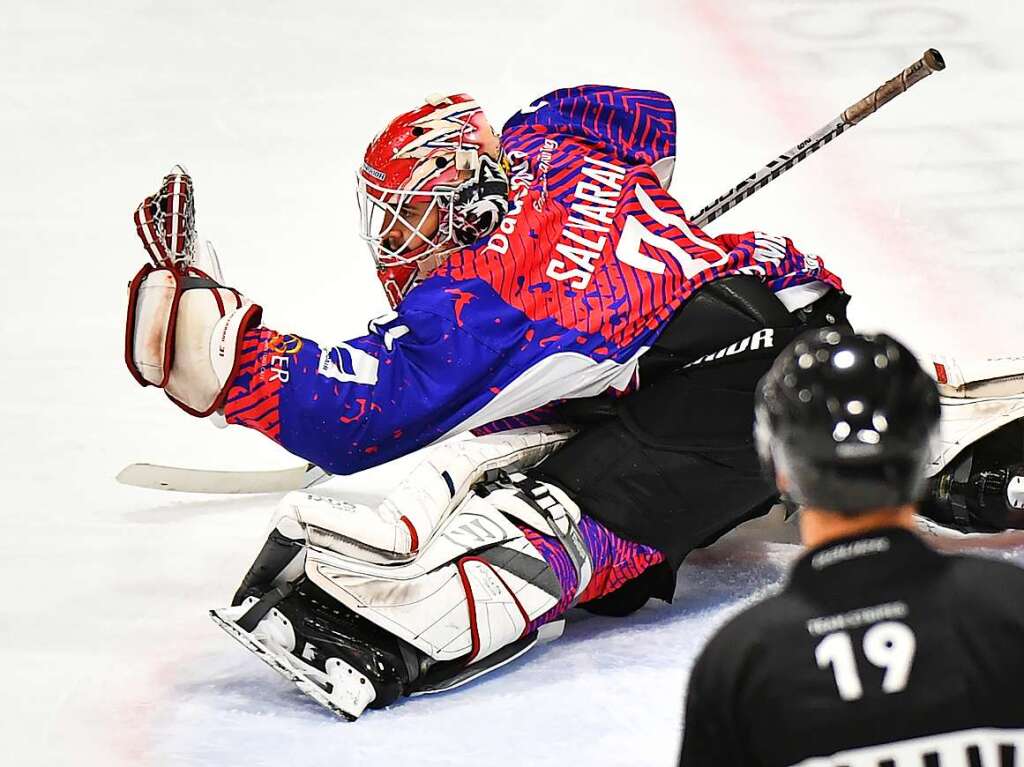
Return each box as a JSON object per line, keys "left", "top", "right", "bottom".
{"left": 754, "top": 328, "right": 940, "bottom": 514}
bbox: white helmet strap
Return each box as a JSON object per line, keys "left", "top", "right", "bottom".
{"left": 454, "top": 148, "right": 480, "bottom": 172}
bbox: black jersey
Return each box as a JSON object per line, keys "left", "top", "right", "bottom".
{"left": 679, "top": 527, "right": 1024, "bottom": 766}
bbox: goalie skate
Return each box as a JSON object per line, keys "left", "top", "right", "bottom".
{"left": 210, "top": 579, "right": 416, "bottom": 720}
{"left": 209, "top": 606, "right": 365, "bottom": 720}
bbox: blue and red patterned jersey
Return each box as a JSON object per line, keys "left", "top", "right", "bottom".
{"left": 225, "top": 85, "right": 843, "bottom": 474}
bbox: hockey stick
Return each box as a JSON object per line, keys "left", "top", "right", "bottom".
{"left": 691, "top": 48, "right": 945, "bottom": 228}
{"left": 116, "top": 461, "right": 329, "bottom": 493}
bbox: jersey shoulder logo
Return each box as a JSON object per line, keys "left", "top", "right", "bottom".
{"left": 518, "top": 99, "right": 549, "bottom": 115}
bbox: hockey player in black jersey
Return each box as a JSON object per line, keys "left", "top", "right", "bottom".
{"left": 679, "top": 329, "right": 1024, "bottom": 767}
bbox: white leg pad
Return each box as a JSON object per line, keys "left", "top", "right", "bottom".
{"left": 282, "top": 426, "right": 574, "bottom": 563}
{"left": 457, "top": 557, "right": 529, "bottom": 663}
{"left": 303, "top": 493, "right": 560, "bottom": 663}
{"left": 923, "top": 353, "right": 1024, "bottom": 477}
{"left": 928, "top": 395, "right": 1024, "bottom": 477}
{"left": 929, "top": 354, "right": 1024, "bottom": 398}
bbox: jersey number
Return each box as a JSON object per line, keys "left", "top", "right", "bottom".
{"left": 814, "top": 622, "right": 916, "bottom": 701}
{"left": 614, "top": 186, "right": 729, "bottom": 279}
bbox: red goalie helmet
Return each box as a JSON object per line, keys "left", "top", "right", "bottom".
{"left": 356, "top": 93, "right": 510, "bottom": 308}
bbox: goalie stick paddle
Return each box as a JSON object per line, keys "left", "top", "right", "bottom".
{"left": 116, "top": 462, "right": 330, "bottom": 494}
{"left": 691, "top": 48, "right": 945, "bottom": 228}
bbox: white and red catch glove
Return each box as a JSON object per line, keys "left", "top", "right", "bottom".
{"left": 125, "top": 168, "right": 262, "bottom": 416}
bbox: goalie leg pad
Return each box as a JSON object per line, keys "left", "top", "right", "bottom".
{"left": 457, "top": 556, "right": 531, "bottom": 662}
{"left": 914, "top": 353, "right": 1024, "bottom": 534}
{"left": 125, "top": 264, "right": 261, "bottom": 416}
{"left": 479, "top": 472, "right": 594, "bottom": 603}
{"left": 304, "top": 491, "right": 565, "bottom": 664}
{"left": 213, "top": 491, "right": 564, "bottom": 717}
{"left": 929, "top": 355, "right": 1024, "bottom": 399}
{"left": 924, "top": 354, "right": 1024, "bottom": 477}
{"left": 218, "top": 477, "right": 670, "bottom": 715}
{"left": 277, "top": 427, "right": 575, "bottom": 564}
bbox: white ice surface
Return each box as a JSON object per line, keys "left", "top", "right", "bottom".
{"left": 2, "top": 1, "right": 1024, "bottom": 765}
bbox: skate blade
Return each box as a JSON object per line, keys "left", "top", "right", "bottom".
{"left": 209, "top": 607, "right": 362, "bottom": 721}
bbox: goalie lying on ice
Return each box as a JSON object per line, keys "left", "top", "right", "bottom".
{"left": 125, "top": 87, "right": 1024, "bottom": 717}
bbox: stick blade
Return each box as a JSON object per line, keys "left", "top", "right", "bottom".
{"left": 116, "top": 462, "right": 328, "bottom": 494}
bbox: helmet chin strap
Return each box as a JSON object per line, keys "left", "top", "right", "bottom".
{"left": 415, "top": 250, "right": 447, "bottom": 277}
{"left": 454, "top": 148, "right": 481, "bottom": 173}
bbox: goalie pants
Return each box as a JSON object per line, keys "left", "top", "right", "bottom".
{"left": 534, "top": 277, "right": 853, "bottom": 614}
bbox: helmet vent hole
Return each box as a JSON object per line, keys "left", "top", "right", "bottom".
{"left": 833, "top": 421, "right": 851, "bottom": 441}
